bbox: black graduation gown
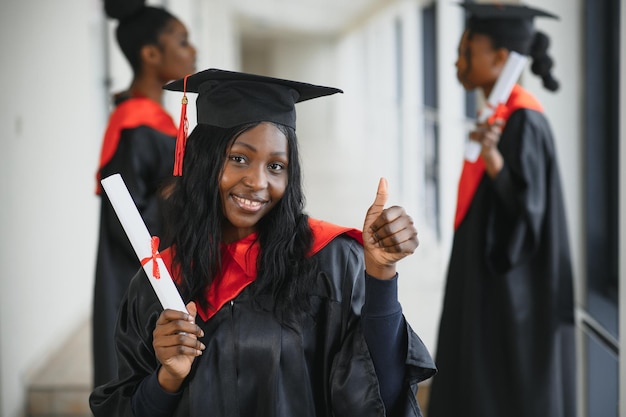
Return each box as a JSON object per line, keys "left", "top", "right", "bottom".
{"left": 93, "top": 120, "right": 176, "bottom": 387}
{"left": 90, "top": 235, "right": 436, "bottom": 417}
{"left": 427, "top": 109, "right": 576, "bottom": 417}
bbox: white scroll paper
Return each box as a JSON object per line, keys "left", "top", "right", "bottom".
{"left": 465, "top": 51, "right": 528, "bottom": 162}
{"left": 100, "top": 173, "right": 188, "bottom": 313}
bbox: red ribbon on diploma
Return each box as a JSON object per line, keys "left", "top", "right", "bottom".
{"left": 141, "top": 236, "right": 162, "bottom": 279}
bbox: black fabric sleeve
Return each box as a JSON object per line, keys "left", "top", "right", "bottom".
{"left": 131, "top": 370, "right": 182, "bottom": 417}
{"left": 361, "top": 273, "right": 407, "bottom": 416}
{"left": 326, "top": 236, "right": 435, "bottom": 417}
{"left": 485, "top": 109, "right": 551, "bottom": 273}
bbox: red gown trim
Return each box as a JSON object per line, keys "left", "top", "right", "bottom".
{"left": 453, "top": 84, "right": 544, "bottom": 230}
{"left": 159, "top": 218, "right": 363, "bottom": 321}
{"left": 95, "top": 97, "right": 178, "bottom": 194}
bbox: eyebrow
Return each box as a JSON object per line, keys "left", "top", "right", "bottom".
{"left": 232, "top": 141, "right": 288, "bottom": 157}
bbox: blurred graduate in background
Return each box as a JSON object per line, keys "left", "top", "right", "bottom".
{"left": 427, "top": 3, "right": 576, "bottom": 417}
{"left": 92, "top": 0, "right": 196, "bottom": 388}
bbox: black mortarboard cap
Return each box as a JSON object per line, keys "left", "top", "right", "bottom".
{"left": 164, "top": 68, "right": 343, "bottom": 130}
{"left": 458, "top": 2, "right": 559, "bottom": 53}
{"left": 164, "top": 68, "right": 343, "bottom": 175}
{"left": 459, "top": 2, "right": 558, "bottom": 20}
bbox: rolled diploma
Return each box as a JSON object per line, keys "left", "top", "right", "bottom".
{"left": 465, "top": 51, "right": 528, "bottom": 162}
{"left": 101, "top": 173, "right": 188, "bottom": 313}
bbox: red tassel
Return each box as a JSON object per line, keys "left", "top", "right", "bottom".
{"left": 173, "top": 75, "right": 191, "bottom": 176}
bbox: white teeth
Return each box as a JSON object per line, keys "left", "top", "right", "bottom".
{"left": 234, "top": 196, "right": 262, "bottom": 208}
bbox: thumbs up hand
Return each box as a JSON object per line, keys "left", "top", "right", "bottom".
{"left": 362, "top": 178, "right": 419, "bottom": 280}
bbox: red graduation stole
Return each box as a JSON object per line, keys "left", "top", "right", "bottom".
{"left": 159, "top": 218, "right": 363, "bottom": 321}
{"left": 453, "top": 84, "right": 544, "bottom": 230}
{"left": 95, "top": 97, "right": 178, "bottom": 194}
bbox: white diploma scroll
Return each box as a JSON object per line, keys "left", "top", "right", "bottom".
{"left": 101, "top": 173, "right": 188, "bottom": 313}
{"left": 465, "top": 51, "right": 529, "bottom": 162}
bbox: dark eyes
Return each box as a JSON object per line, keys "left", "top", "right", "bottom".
{"left": 268, "top": 162, "right": 286, "bottom": 172}
{"left": 228, "top": 155, "right": 286, "bottom": 172}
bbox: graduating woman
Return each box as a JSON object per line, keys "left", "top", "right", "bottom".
{"left": 93, "top": 0, "right": 196, "bottom": 388}
{"left": 90, "top": 68, "right": 436, "bottom": 416}
{"left": 427, "top": 3, "right": 576, "bottom": 417}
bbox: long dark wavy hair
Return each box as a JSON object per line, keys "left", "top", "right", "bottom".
{"left": 163, "top": 122, "right": 316, "bottom": 316}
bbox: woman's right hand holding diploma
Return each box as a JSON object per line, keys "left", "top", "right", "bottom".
{"left": 470, "top": 118, "right": 505, "bottom": 178}
{"left": 154, "top": 301, "right": 205, "bottom": 392}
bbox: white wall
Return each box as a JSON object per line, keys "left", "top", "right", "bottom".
{"left": 0, "top": 1, "right": 107, "bottom": 416}
{"left": 434, "top": 0, "right": 467, "bottom": 265}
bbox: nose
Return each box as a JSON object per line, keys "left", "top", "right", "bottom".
{"left": 242, "top": 164, "right": 268, "bottom": 190}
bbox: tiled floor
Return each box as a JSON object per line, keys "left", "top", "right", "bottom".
{"left": 27, "top": 320, "right": 93, "bottom": 417}
{"left": 25, "top": 318, "right": 430, "bottom": 417}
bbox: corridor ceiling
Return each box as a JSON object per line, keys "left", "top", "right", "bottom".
{"left": 233, "top": 0, "right": 395, "bottom": 39}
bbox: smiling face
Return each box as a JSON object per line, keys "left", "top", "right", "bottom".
{"left": 219, "top": 122, "right": 289, "bottom": 243}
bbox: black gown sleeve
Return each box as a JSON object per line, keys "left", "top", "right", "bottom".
{"left": 486, "top": 109, "right": 553, "bottom": 273}
{"left": 361, "top": 273, "right": 407, "bottom": 416}
{"left": 131, "top": 370, "right": 182, "bottom": 417}
{"left": 326, "top": 236, "right": 436, "bottom": 417}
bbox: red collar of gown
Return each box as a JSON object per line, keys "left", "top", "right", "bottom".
{"left": 453, "top": 84, "right": 544, "bottom": 230}
{"left": 95, "top": 96, "right": 177, "bottom": 194}
{"left": 159, "top": 218, "right": 363, "bottom": 321}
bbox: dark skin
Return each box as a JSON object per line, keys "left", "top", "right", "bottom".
{"left": 129, "top": 18, "right": 196, "bottom": 104}
{"left": 152, "top": 122, "right": 419, "bottom": 392}
{"left": 455, "top": 29, "right": 508, "bottom": 178}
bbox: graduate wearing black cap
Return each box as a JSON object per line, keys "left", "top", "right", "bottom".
{"left": 92, "top": 0, "right": 197, "bottom": 389}
{"left": 89, "top": 68, "right": 436, "bottom": 417}
{"left": 428, "top": 3, "right": 575, "bottom": 417}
